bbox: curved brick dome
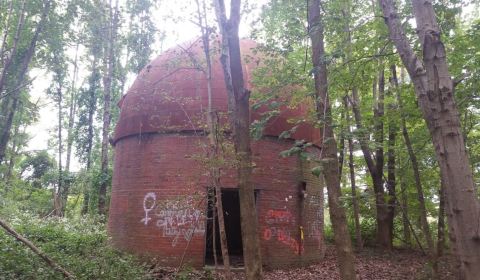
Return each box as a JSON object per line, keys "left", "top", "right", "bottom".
{"left": 113, "top": 38, "right": 321, "bottom": 145}
{"left": 108, "top": 38, "right": 325, "bottom": 269}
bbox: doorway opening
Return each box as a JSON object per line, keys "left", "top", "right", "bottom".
{"left": 205, "top": 188, "right": 244, "bottom": 267}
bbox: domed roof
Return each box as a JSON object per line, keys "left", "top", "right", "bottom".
{"left": 113, "top": 38, "right": 321, "bottom": 146}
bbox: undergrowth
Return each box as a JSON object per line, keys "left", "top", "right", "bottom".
{"left": 0, "top": 211, "right": 149, "bottom": 280}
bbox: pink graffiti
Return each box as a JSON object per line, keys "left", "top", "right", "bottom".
{"left": 263, "top": 208, "right": 302, "bottom": 255}
{"left": 263, "top": 227, "right": 303, "bottom": 255}
{"left": 265, "top": 209, "right": 294, "bottom": 224}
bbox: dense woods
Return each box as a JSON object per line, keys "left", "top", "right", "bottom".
{"left": 1, "top": 0, "right": 480, "bottom": 279}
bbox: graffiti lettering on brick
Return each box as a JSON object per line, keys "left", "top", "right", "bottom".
{"left": 263, "top": 226, "right": 303, "bottom": 255}
{"left": 140, "top": 192, "right": 205, "bottom": 247}
{"left": 263, "top": 208, "right": 303, "bottom": 254}
{"left": 265, "top": 209, "right": 294, "bottom": 224}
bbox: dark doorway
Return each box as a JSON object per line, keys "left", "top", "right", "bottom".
{"left": 205, "top": 188, "right": 244, "bottom": 267}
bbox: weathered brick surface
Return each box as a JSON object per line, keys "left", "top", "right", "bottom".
{"left": 108, "top": 134, "right": 324, "bottom": 269}
{"left": 108, "top": 38, "right": 325, "bottom": 269}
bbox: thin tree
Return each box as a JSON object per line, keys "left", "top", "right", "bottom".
{"left": 194, "top": 0, "right": 232, "bottom": 276}
{"left": 307, "top": 0, "right": 356, "bottom": 279}
{"left": 99, "top": 0, "right": 119, "bottom": 215}
{"left": 393, "top": 66, "right": 434, "bottom": 255}
{"left": 343, "top": 1, "right": 392, "bottom": 248}
{"left": 0, "top": 0, "right": 51, "bottom": 164}
{"left": 63, "top": 44, "right": 80, "bottom": 212}
{"left": 54, "top": 70, "right": 64, "bottom": 217}
{"left": 380, "top": 0, "right": 480, "bottom": 278}
{"left": 0, "top": 0, "right": 26, "bottom": 96}
{"left": 386, "top": 66, "right": 398, "bottom": 250}
{"left": 344, "top": 97, "right": 362, "bottom": 250}
{"left": 213, "top": 0, "right": 263, "bottom": 278}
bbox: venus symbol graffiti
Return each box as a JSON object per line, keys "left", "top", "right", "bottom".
{"left": 141, "top": 192, "right": 205, "bottom": 247}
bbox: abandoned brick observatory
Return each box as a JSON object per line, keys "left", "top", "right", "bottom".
{"left": 107, "top": 39, "right": 326, "bottom": 269}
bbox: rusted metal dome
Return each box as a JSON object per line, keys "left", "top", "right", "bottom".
{"left": 113, "top": 38, "right": 320, "bottom": 145}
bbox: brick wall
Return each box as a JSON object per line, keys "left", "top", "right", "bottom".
{"left": 108, "top": 133, "right": 324, "bottom": 269}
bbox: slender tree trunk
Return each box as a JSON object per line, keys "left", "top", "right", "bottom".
{"left": 212, "top": 190, "right": 218, "bottom": 267}
{"left": 395, "top": 80, "right": 434, "bottom": 254}
{"left": 386, "top": 65, "right": 399, "bottom": 247}
{"left": 99, "top": 0, "right": 118, "bottom": 216}
{"left": 437, "top": 179, "right": 446, "bottom": 257}
{"left": 386, "top": 115, "right": 396, "bottom": 245}
{"left": 62, "top": 45, "right": 80, "bottom": 212}
{"left": 380, "top": 1, "right": 480, "bottom": 278}
{"left": 0, "top": 0, "right": 50, "bottom": 163}
{"left": 0, "top": 0, "right": 15, "bottom": 66}
{"left": 350, "top": 83, "right": 390, "bottom": 249}
{"left": 195, "top": 1, "right": 231, "bottom": 275}
{"left": 0, "top": 0, "right": 26, "bottom": 95}
{"left": 433, "top": 179, "right": 447, "bottom": 276}
{"left": 54, "top": 84, "right": 64, "bottom": 216}
{"left": 5, "top": 123, "right": 20, "bottom": 182}
{"left": 400, "top": 177, "right": 411, "bottom": 246}
{"left": 373, "top": 67, "right": 393, "bottom": 248}
{"left": 338, "top": 108, "right": 346, "bottom": 179}
{"left": 346, "top": 6, "right": 390, "bottom": 245}
{"left": 308, "top": 1, "right": 356, "bottom": 279}
{"left": 214, "top": 1, "right": 263, "bottom": 278}
{"left": 0, "top": 218, "right": 75, "bottom": 279}
{"left": 0, "top": 96, "right": 18, "bottom": 164}
{"left": 81, "top": 58, "right": 98, "bottom": 215}
{"left": 344, "top": 97, "right": 362, "bottom": 250}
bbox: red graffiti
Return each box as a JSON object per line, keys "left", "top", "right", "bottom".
{"left": 265, "top": 209, "right": 294, "bottom": 224}
{"left": 277, "top": 229, "right": 304, "bottom": 255}
{"left": 263, "top": 228, "right": 272, "bottom": 240}
{"left": 263, "top": 227, "right": 304, "bottom": 255}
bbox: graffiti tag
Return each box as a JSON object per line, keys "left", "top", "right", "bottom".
{"left": 141, "top": 192, "right": 205, "bottom": 247}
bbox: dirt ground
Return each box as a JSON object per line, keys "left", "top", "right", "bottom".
{"left": 150, "top": 246, "right": 459, "bottom": 280}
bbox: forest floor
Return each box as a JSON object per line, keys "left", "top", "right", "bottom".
{"left": 150, "top": 246, "right": 458, "bottom": 280}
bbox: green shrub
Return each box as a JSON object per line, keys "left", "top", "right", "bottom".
{"left": 0, "top": 212, "right": 149, "bottom": 280}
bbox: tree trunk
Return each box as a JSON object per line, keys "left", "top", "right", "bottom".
{"left": 386, "top": 65, "right": 399, "bottom": 246}
{"left": 195, "top": 1, "right": 232, "bottom": 274}
{"left": 0, "top": 96, "right": 18, "bottom": 165}
{"left": 5, "top": 123, "right": 21, "bottom": 183}
{"left": 308, "top": 1, "right": 356, "bottom": 279}
{"left": 81, "top": 57, "right": 99, "bottom": 215}
{"left": 338, "top": 108, "right": 346, "bottom": 180}
{"left": 344, "top": 97, "right": 362, "bottom": 250}
{"left": 437, "top": 179, "right": 446, "bottom": 257}
{"left": 399, "top": 177, "right": 411, "bottom": 246}
{"left": 373, "top": 67, "right": 393, "bottom": 249}
{"left": 394, "top": 71, "right": 434, "bottom": 255}
{"left": 214, "top": 1, "right": 262, "bottom": 278}
{"left": 99, "top": 0, "right": 118, "bottom": 216}
{"left": 386, "top": 116, "right": 396, "bottom": 245}
{"left": 0, "top": 0, "right": 50, "bottom": 163}
{"left": 62, "top": 44, "right": 80, "bottom": 213}
{"left": 0, "top": 218, "right": 75, "bottom": 279}
{"left": 0, "top": 0, "right": 26, "bottom": 95}
{"left": 54, "top": 84, "right": 64, "bottom": 217}
{"left": 0, "top": 0, "right": 15, "bottom": 66}
{"left": 350, "top": 83, "right": 390, "bottom": 249}
{"left": 380, "top": 0, "right": 480, "bottom": 278}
